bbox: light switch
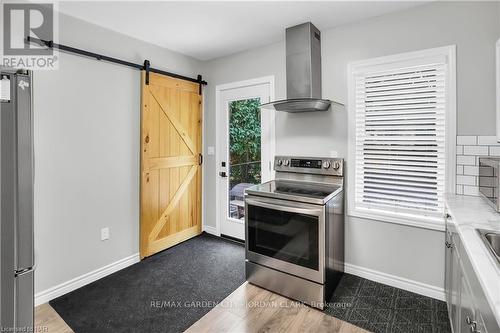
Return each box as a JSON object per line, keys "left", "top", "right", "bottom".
{"left": 207, "top": 146, "right": 215, "bottom": 155}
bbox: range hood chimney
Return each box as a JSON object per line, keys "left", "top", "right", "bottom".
{"left": 261, "top": 22, "right": 342, "bottom": 112}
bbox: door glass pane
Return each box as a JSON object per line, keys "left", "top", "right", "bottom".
{"left": 228, "top": 98, "right": 261, "bottom": 220}
{"left": 247, "top": 204, "right": 319, "bottom": 270}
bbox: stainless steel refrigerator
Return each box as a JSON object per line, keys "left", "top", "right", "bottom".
{"left": 0, "top": 68, "right": 34, "bottom": 330}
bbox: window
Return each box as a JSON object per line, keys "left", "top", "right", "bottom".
{"left": 348, "top": 46, "right": 456, "bottom": 229}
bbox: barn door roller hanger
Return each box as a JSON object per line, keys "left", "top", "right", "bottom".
{"left": 26, "top": 36, "right": 207, "bottom": 92}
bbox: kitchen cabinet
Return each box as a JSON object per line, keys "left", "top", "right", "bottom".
{"left": 445, "top": 219, "right": 495, "bottom": 333}
{"left": 445, "top": 228, "right": 465, "bottom": 332}
{"left": 459, "top": 275, "right": 475, "bottom": 333}
{"left": 445, "top": 228, "right": 459, "bottom": 331}
{"left": 496, "top": 39, "right": 500, "bottom": 142}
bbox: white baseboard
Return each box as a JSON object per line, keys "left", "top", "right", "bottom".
{"left": 35, "top": 253, "right": 140, "bottom": 306}
{"left": 203, "top": 225, "right": 219, "bottom": 236}
{"left": 345, "top": 263, "right": 445, "bottom": 301}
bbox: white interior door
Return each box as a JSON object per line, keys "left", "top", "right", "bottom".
{"left": 217, "top": 81, "right": 274, "bottom": 240}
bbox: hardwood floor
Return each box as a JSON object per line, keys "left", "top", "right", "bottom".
{"left": 185, "top": 282, "right": 368, "bottom": 333}
{"left": 35, "top": 303, "right": 74, "bottom": 333}
{"left": 35, "top": 283, "right": 368, "bottom": 333}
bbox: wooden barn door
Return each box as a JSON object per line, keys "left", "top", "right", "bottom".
{"left": 140, "top": 72, "right": 202, "bottom": 258}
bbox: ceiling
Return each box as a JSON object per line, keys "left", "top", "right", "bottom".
{"left": 59, "top": 1, "right": 430, "bottom": 61}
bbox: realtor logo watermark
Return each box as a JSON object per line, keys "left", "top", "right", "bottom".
{"left": 2, "top": 2, "right": 59, "bottom": 70}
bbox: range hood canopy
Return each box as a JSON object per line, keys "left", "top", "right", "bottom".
{"left": 261, "top": 22, "right": 343, "bottom": 113}
{"left": 264, "top": 98, "right": 332, "bottom": 112}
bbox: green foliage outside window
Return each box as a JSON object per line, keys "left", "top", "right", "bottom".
{"left": 229, "top": 98, "right": 261, "bottom": 189}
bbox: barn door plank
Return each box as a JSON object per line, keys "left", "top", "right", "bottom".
{"left": 140, "top": 72, "right": 202, "bottom": 258}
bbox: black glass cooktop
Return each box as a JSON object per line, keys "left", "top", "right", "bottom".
{"left": 245, "top": 180, "right": 341, "bottom": 204}
{"left": 273, "top": 182, "right": 335, "bottom": 198}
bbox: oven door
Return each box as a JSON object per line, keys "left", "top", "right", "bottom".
{"left": 245, "top": 196, "right": 325, "bottom": 284}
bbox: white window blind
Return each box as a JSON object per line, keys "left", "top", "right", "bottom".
{"left": 352, "top": 56, "right": 448, "bottom": 220}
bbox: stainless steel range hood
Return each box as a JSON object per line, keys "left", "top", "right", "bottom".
{"left": 261, "top": 22, "right": 343, "bottom": 112}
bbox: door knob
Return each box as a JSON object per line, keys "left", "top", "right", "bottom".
{"left": 219, "top": 171, "right": 227, "bottom": 178}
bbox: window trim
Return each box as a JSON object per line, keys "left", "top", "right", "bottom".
{"left": 347, "top": 46, "right": 456, "bottom": 231}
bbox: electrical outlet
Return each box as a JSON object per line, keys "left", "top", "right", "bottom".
{"left": 101, "top": 227, "right": 110, "bottom": 241}
{"left": 329, "top": 151, "right": 338, "bottom": 158}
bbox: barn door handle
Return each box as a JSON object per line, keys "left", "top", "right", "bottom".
{"left": 219, "top": 171, "right": 227, "bottom": 178}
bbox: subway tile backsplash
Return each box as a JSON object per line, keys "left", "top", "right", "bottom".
{"left": 463, "top": 145, "right": 488, "bottom": 155}
{"left": 456, "top": 135, "right": 499, "bottom": 196}
{"left": 489, "top": 146, "right": 500, "bottom": 156}
{"left": 457, "top": 136, "right": 477, "bottom": 145}
{"left": 456, "top": 155, "right": 476, "bottom": 166}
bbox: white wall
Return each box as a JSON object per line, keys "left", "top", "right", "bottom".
{"left": 202, "top": 1, "right": 500, "bottom": 293}
{"left": 33, "top": 12, "right": 203, "bottom": 294}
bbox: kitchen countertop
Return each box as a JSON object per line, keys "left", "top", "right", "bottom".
{"left": 445, "top": 194, "right": 500, "bottom": 326}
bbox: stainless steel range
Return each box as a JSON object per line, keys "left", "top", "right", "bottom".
{"left": 244, "top": 155, "right": 344, "bottom": 309}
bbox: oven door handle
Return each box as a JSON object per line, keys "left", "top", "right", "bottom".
{"left": 245, "top": 197, "right": 323, "bottom": 216}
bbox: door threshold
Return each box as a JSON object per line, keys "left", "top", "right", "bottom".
{"left": 220, "top": 234, "right": 245, "bottom": 244}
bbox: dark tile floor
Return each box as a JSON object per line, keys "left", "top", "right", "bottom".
{"left": 325, "top": 274, "right": 451, "bottom": 333}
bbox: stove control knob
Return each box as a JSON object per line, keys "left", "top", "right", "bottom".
{"left": 283, "top": 159, "right": 290, "bottom": 166}
{"left": 322, "top": 161, "right": 331, "bottom": 169}
{"left": 277, "top": 159, "right": 283, "bottom": 166}
{"left": 332, "top": 161, "right": 341, "bottom": 170}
